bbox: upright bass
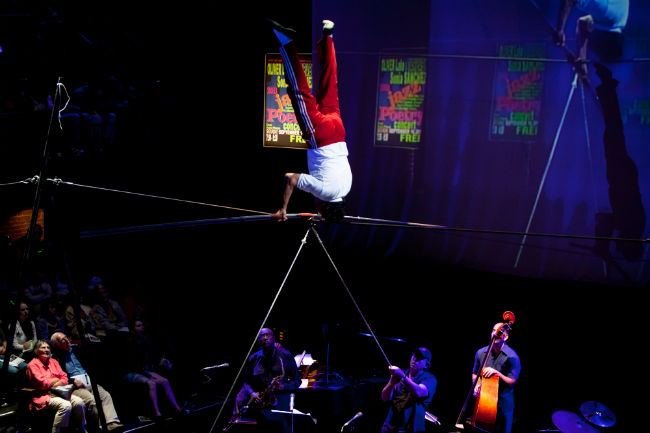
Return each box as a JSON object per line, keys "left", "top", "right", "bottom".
{"left": 470, "top": 311, "right": 516, "bottom": 432}
{"left": 454, "top": 311, "right": 516, "bottom": 432}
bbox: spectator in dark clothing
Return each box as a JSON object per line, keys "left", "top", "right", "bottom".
{"left": 37, "top": 299, "right": 65, "bottom": 341}
{"left": 122, "top": 319, "right": 186, "bottom": 420}
{"left": 90, "top": 284, "right": 128, "bottom": 338}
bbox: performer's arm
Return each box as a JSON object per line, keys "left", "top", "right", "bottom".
{"left": 234, "top": 382, "right": 256, "bottom": 414}
{"left": 285, "top": 355, "right": 302, "bottom": 390}
{"left": 401, "top": 375, "right": 429, "bottom": 398}
{"left": 381, "top": 374, "right": 401, "bottom": 402}
{"left": 382, "top": 365, "right": 428, "bottom": 400}
{"left": 554, "top": 0, "right": 576, "bottom": 46}
{"left": 271, "top": 173, "right": 301, "bottom": 221}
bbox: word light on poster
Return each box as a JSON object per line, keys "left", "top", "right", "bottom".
{"left": 375, "top": 56, "right": 427, "bottom": 149}
{"left": 263, "top": 53, "right": 312, "bottom": 149}
{"left": 489, "top": 43, "right": 545, "bottom": 141}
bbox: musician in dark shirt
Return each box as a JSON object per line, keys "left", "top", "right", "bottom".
{"left": 381, "top": 347, "right": 437, "bottom": 433}
{"left": 472, "top": 323, "right": 521, "bottom": 433}
{"left": 233, "top": 328, "right": 300, "bottom": 432}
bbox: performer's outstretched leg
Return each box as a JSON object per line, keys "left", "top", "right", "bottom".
{"left": 270, "top": 19, "right": 320, "bottom": 149}
{"left": 316, "top": 20, "right": 342, "bottom": 117}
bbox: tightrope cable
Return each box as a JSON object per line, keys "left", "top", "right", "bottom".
{"left": 0, "top": 178, "right": 36, "bottom": 188}
{"left": 207, "top": 227, "right": 311, "bottom": 433}
{"left": 47, "top": 178, "right": 271, "bottom": 216}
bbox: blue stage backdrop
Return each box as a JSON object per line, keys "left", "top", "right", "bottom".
{"left": 312, "top": 0, "right": 649, "bottom": 287}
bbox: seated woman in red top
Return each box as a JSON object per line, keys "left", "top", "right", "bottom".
{"left": 26, "top": 340, "right": 87, "bottom": 433}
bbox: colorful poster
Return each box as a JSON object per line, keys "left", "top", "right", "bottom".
{"left": 374, "top": 56, "right": 427, "bottom": 149}
{"left": 489, "top": 43, "right": 545, "bottom": 141}
{"left": 263, "top": 53, "right": 311, "bottom": 149}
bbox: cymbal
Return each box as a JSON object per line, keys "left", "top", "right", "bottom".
{"left": 552, "top": 411, "right": 599, "bottom": 433}
{"left": 580, "top": 401, "right": 616, "bottom": 428}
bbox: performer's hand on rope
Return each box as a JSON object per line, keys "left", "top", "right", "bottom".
{"left": 388, "top": 365, "right": 406, "bottom": 383}
{"left": 271, "top": 208, "right": 288, "bottom": 221}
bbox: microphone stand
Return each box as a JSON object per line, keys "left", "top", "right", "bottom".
{"left": 1, "top": 77, "right": 63, "bottom": 400}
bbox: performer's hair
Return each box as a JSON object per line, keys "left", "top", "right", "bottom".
{"left": 321, "top": 201, "right": 346, "bottom": 223}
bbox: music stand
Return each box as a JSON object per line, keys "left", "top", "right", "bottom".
{"left": 265, "top": 409, "right": 317, "bottom": 432}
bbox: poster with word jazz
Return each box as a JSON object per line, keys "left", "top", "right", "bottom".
{"left": 375, "top": 56, "right": 427, "bottom": 149}
{"left": 489, "top": 43, "right": 545, "bottom": 142}
{"left": 263, "top": 53, "right": 312, "bottom": 149}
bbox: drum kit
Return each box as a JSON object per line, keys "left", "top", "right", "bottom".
{"left": 551, "top": 401, "right": 616, "bottom": 433}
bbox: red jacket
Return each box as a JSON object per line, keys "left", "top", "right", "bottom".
{"left": 26, "top": 356, "right": 68, "bottom": 410}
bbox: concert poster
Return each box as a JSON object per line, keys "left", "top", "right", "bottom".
{"left": 263, "top": 53, "right": 312, "bottom": 150}
{"left": 374, "top": 56, "right": 427, "bottom": 150}
{"left": 489, "top": 43, "right": 545, "bottom": 142}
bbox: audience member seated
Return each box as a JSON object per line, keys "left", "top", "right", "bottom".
{"left": 122, "top": 319, "right": 187, "bottom": 420}
{"left": 13, "top": 301, "right": 38, "bottom": 361}
{"left": 23, "top": 269, "right": 54, "bottom": 309}
{"left": 90, "top": 284, "right": 129, "bottom": 339}
{"left": 37, "top": 299, "right": 66, "bottom": 341}
{"left": 50, "top": 332, "right": 125, "bottom": 432}
{"left": 26, "top": 340, "right": 87, "bottom": 433}
{"left": 63, "top": 293, "right": 98, "bottom": 342}
{"left": 0, "top": 324, "right": 28, "bottom": 374}
{"left": 121, "top": 285, "right": 150, "bottom": 325}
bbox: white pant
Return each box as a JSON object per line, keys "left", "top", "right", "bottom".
{"left": 298, "top": 142, "right": 352, "bottom": 202}
{"left": 73, "top": 385, "right": 120, "bottom": 428}
{"left": 46, "top": 395, "right": 86, "bottom": 433}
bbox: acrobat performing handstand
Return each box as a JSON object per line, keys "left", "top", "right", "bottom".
{"left": 268, "top": 19, "right": 352, "bottom": 223}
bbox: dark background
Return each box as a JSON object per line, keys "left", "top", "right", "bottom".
{"left": 1, "top": 1, "right": 647, "bottom": 432}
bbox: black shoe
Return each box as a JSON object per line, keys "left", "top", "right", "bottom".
{"left": 266, "top": 19, "right": 297, "bottom": 38}
{"left": 106, "top": 422, "right": 126, "bottom": 432}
